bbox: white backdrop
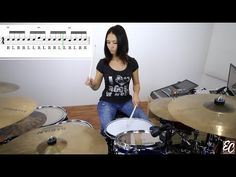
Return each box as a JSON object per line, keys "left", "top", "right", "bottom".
{"left": 204, "top": 23, "right": 236, "bottom": 81}
{"left": 0, "top": 23, "right": 213, "bottom": 107}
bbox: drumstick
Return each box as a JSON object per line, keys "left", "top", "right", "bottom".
{"left": 88, "top": 44, "right": 96, "bottom": 78}
{"left": 127, "top": 105, "right": 137, "bottom": 128}
{"left": 129, "top": 105, "right": 137, "bottom": 119}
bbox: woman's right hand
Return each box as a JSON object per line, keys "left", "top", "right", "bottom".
{"left": 85, "top": 77, "right": 94, "bottom": 88}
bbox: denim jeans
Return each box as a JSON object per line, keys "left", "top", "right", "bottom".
{"left": 97, "top": 99, "right": 149, "bottom": 133}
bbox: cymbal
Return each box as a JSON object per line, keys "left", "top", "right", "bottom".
{"left": 168, "top": 94, "right": 236, "bottom": 138}
{"left": 0, "top": 82, "right": 19, "bottom": 94}
{"left": 0, "top": 123, "right": 108, "bottom": 154}
{"left": 149, "top": 97, "right": 177, "bottom": 121}
{"left": 0, "top": 111, "right": 47, "bottom": 143}
{"left": 0, "top": 96, "right": 37, "bottom": 129}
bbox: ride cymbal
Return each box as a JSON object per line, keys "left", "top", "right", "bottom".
{"left": 0, "top": 96, "right": 37, "bottom": 129}
{"left": 168, "top": 94, "right": 236, "bottom": 138}
{"left": 0, "top": 111, "right": 47, "bottom": 143}
{"left": 149, "top": 97, "right": 177, "bottom": 122}
{"left": 0, "top": 82, "right": 19, "bottom": 94}
{"left": 0, "top": 123, "right": 108, "bottom": 154}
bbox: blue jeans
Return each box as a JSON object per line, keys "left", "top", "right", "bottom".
{"left": 97, "top": 99, "right": 149, "bottom": 133}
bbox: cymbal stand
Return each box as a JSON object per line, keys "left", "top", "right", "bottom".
{"left": 202, "top": 136, "right": 215, "bottom": 154}
{"left": 157, "top": 123, "right": 193, "bottom": 154}
{"left": 201, "top": 134, "right": 223, "bottom": 154}
{"left": 179, "top": 130, "right": 207, "bottom": 154}
{"left": 158, "top": 123, "right": 176, "bottom": 154}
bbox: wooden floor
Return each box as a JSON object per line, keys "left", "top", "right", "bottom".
{"left": 63, "top": 101, "right": 160, "bottom": 130}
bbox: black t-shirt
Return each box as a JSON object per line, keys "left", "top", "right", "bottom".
{"left": 96, "top": 56, "right": 139, "bottom": 103}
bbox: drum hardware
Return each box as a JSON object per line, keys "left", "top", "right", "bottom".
{"left": 104, "top": 118, "right": 154, "bottom": 154}
{"left": 150, "top": 123, "right": 180, "bottom": 154}
{"left": 168, "top": 94, "right": 236, "bottom": 139}
{"left": 200, "top": 134, "right": 224, "bottom": 154}
{"left": 0, "top": 123, "right": 108, "bottom": 154}
{"left": 150, "top": 123, "right": 201, "bottom": 154}
{"left": 0, "top": 81, "right": 19, "bottom": 94}
{"left": 0, "top": 96, "right": 37, "bottom": 129}
{"left": 149, "top": 93, "right": 236, "bottom": 154}
{"left": 113, "top": 130, "right": 163, "bottom": 155}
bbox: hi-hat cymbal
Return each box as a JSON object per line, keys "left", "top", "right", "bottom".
{"left": 168, "top": 94, "right": 236, "bottom": 138}
{"left": 0, "top": 123, "right": 108, "bottom": 154}
{"left": 0, "top": 96, "right": 37, "bottom": 129}
{"left": 0, "top": 82, "right": 19, "bottom": 94}
{"left": 149, "top": 98, "right": 177, "bottom": 121}
{"left": 0, "top": 111, "right": 47, "bottom": 143}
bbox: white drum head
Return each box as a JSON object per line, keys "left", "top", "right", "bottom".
{"left": 36, "top": 106, "right": 67, "bottom": 126}
{"left": 105, "top": 118, "right": 153, "bottom": 138}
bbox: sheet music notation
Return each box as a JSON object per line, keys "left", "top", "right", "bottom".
{"left": 0, "top": 24, "right": 94, "bottom": 58}
{"left": 1, "top": 31, "right": 90, "bottom": 45}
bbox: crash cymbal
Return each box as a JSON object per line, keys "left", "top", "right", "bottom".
{"left": 168, "top": 94, "right": 236, "bottom": 138}
{"left": 0, "top": 123, "right": 108, "bottom": 154}
{"left": 0, "top": 96, "right": 37, "bottom": 129}
{"left": 0, "top": 82, "right": 19, "bottom": 94}
{"left": 0, "top": 111, "right": 46, "bottom": 143}
{"left": 149, "top": 98, "right": 177, "bottom": 121}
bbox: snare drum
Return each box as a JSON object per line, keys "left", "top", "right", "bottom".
{"left": 104, "top": 118, "right": 153, "bottom": 154}
{"left": 36, "top": 106, "right": 68, "bottom": 127}
{"left": 113, "top": 130, "right": 162, "bottom": 155}
{"left": 57, "top": 119, "right": 93, "bottom": 128}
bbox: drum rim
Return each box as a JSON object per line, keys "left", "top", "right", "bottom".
{"left": 58, "top": 119, "right": 93, "bottom": 128}
{"left": 36, "top": 105, "right": 67, "bottom": 113}
{"left": 114, "top": 130, "right": 161, "bottom": 149}
{"left": 36, "top": 105, "right": 67, "bottom": 126}
{"left": 104, "top": 118, "right": 153, "bottom": 139}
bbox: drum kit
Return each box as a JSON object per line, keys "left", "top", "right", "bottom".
{"left": 104, "top": 118, "right": 162, "bottom": 154}
{"left": 1, "top": 80, "right": 236, "bottom": 154}
{"left": 0, "top": 81, "right": 108, "bottom": 154}
{"left": 149, "top": 93, "right": 236, "bottom": 154}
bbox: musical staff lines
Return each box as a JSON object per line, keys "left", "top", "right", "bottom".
{"left": 1, "top": 30, "right": 90, "bottom": 45}
{"left": 0, "top": 24, "right": 93, "bottom": 58}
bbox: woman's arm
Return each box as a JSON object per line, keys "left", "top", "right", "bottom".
{"left": 85, "top": 70, "right": 103, "bottom": 91}
{"left": 132, "top": 69, "right": 140, "bottom": 106}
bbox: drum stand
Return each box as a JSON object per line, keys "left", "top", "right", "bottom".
{"left": 200, "top": 134, "right": 224, "bottom": 154}
{"left": 157, "top": 123, "right": 190, "bottom": 154}
{"left": 157, "top": 121, "right": 201, "bottom": 154}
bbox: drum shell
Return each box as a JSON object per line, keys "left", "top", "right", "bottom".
{"left": 113, "top": 130, "right": 162, "bottom": 155}
{"left": 104, "top": 118, "right": 154, "bottom": 154}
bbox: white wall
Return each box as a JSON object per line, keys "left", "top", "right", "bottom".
{"left": 0, "top": 23, "right": 213, "bottom": 107}
{"left": 199, "top": 23, "right": 236, "bottom": 89}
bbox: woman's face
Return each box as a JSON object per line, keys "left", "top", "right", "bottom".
{"left": 106, "top": 32, "right": 118, "bottom": 55}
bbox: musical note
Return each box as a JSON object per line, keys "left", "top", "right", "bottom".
{"left": 0, "top": 24, "right": 93, "bottom": 58}
{"left": 30, "top": 31, "right": 46, "bottom": 44}
{"left": 50, "top": 31, "right": 66, "bottom": 43}
{"left": 70, "top": 31, "right": 89, "bottom": 45}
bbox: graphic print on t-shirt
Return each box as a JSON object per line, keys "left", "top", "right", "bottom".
{"left": 106, "top": 75, "right": 130, "bottom": 97}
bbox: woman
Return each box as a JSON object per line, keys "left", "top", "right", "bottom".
{"left": 85, "top": 25, "right": 149, "bottom": 134}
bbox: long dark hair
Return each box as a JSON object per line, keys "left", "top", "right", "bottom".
{"left": 104, "top": 25, "right": 129, "bottom": 64}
